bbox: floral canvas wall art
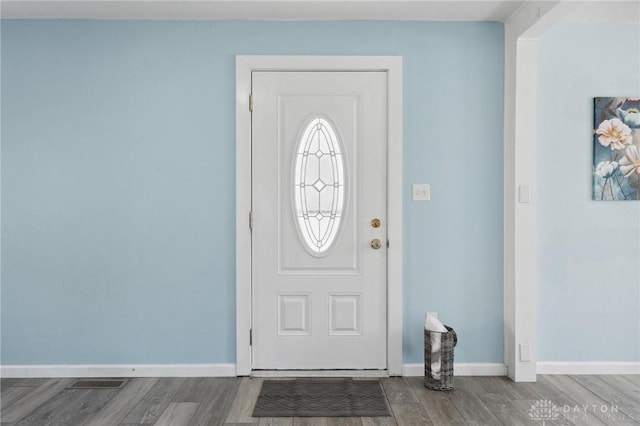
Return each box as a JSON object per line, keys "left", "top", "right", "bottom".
{"left": 593, "top": 97, "right": 640, "bottom": 201}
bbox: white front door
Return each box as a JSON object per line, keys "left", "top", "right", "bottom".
{"left": 251, "top": 71, "right": 388, "bottom": 370}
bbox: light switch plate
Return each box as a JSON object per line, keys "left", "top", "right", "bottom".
{"left": 518, "top": 185, "right": 530, "bottom": 204}
{"left": 412, "top": 184, "right": 430, "bottom": 201}
{"left": 519, "top": 343, "right": 531, "bottom": 362}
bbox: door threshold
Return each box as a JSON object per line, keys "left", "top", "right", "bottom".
{"left": 251, "top": 370, "right": 389, "bottom": 378}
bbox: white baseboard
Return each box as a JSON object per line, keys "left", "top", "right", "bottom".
{"left": 252, "top": 370, "right": 389, "bottom": 378}
{"left": 2, "top": 363, "right": 499, "bottom": 378}
{"left": 537, "top": 362, "right": 640, "bottom": 375}
{"left": 5, "top": 362, "right": 636, "bottom": 378}
{"left": 0, "top": 363, "right": 237, "bottom": 378}
{"left": 402, "top": 363, "right": 507, "bottom": 377}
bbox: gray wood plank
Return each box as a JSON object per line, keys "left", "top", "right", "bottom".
{"left": 600, "top": 375, "right": 640, "bottom": 392}
{"left": 189, "top": 377, "right": 240, "bottom": 426}
{"left": 571, "top": 375, "right": 640, "bottom": 423}
{"left": 326, "top": 417, "right": 363, "bottom": 426}
{"left": 543, "top": 375, "right": 612, "bottom": 405}
{"left": 10, "top": 379, "right": 51, "bottom": 387}
{"left": 172, "top": 377, "right": 217, "bottom": 403}
{"left": 623, "top": 389, "right": 640, "bottom": 421}
{"left": 625, "top": 390, "right": 640, "bottom": 402}
{"left": 154, "top": 402, "right": 198, "bottom": 426}
{"left": 14, "top": 389, "right": 90, "bottom": 426}
{"left": 449, "top": 376, "right": 485, "bottom": 396}
{"left": 380, "top": 378, "right": 417, "bottom": 404}
{"left": 623, "top": 375, "right": 640, "bottom": 386}
{"left": 516, "top": 380, "right": 564, "bottom": 402}
{"left": 408, "top": 377, "right": 466, "bottom": 426}
{"left": 46, "top": 412, "right": 93, "bottom": 426}
{"left": 472, "top": 392, "right": 533, "bottom": 426}
{"left": 458, "top": 377, "right": 533, "bottom": 426}
{"left": 543, "top": 375, "right": 637, "bottom": 425}
{"left": 1, "top": 386, "right": 37, "bottom": 412}
{"left": 360, "top": 416, "right": 396, "bottom": 426}
{"left": 1, "top": 379, "right": 73, "bottom": 423}
{"left": 532, "top": 376, "right": 606, "bottom": 426}
{"left": 481, "top": 376, "right": 530, "bottom": 401}
{"left": 444, "top": 378, "right": 503, "bottom": 426}
{"left": 1, "top": 379, "right": 24, "bottom": 388}
{"left": 390, "top": 403, "right": 434, "bottom": 426}
{"left": 83, "top": 378, "right": 158, "bottom": 426}
{"left": 65, "top": 388, "right": 121, "bottom": 415}
{"left": 121, "top": 377, "right": 185, "bottom": 424}
{"left": 504, "top": 380, "right": 557, "bottom": 401}
{"left": 292, "top": 418, "right": 327, "bottom": 426}
{"left": 258, "top": 417, "right": 293, "bottom": 425}
{"left": 225, "top": 378, "right": 263, "bottom": 424}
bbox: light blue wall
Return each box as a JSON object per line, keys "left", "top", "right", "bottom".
{"left": 1, "top": 20, "right": 504, "bottom": 365}
{"left": 537, "top": 22, "right": 640, "bottom": 362}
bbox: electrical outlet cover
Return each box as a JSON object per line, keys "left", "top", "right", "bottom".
{"left": 412, "top": 183, "right": 430, "bottom": 201}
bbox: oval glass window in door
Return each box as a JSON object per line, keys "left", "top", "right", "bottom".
{"left": 293, "top": 117, "right": 345, "bottom": 256}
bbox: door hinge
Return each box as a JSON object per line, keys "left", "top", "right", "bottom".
{"left": 249, "top": 211, "right": 253, "bottom": 230}
{"left": 249, "top": 94, "right": 253, "bottom": 112}
{"left": 387, "top": 239, "right": 390, "bottom": 248}
{"left": 249, "top": 329, "right": 252, "bottom": 346}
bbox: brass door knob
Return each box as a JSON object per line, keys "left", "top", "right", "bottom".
{"left": 371, "top": 218, "right": 381, "bottom": 228}
{"left": 370, "top": 238, "right": 382, "bottom": 249}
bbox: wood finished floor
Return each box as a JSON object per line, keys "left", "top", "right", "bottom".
{"left": 1, "top": 375, "right": 639, "bottom": 425}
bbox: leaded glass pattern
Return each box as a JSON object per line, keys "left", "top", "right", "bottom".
{"left": 294, "top": 117, "right": 345, "bottom": 255}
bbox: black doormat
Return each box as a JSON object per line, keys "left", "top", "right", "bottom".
{"left": 252, "top": 379, "right": 390, "bottom": 417}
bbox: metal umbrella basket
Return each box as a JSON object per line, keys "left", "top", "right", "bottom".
{"left": 424, "top": 325, "right": 457, "bottom": 391}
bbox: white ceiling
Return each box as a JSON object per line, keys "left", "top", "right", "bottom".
{"left": 566, "top": 1, "right": 639, "bottom": 23}
{"left": 1, "top": 0, "right": 638, "bottom": 23}
{"left": 0, "top": 0, "right": 526, "bottom": 21}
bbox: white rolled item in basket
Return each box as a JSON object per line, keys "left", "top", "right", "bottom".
{"left": 425, "top": 313, "right": 448, "bottom": 380}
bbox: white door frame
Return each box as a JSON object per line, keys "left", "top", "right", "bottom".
{"left": 236, "top": 56, "right": 403, "bottom": 376}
